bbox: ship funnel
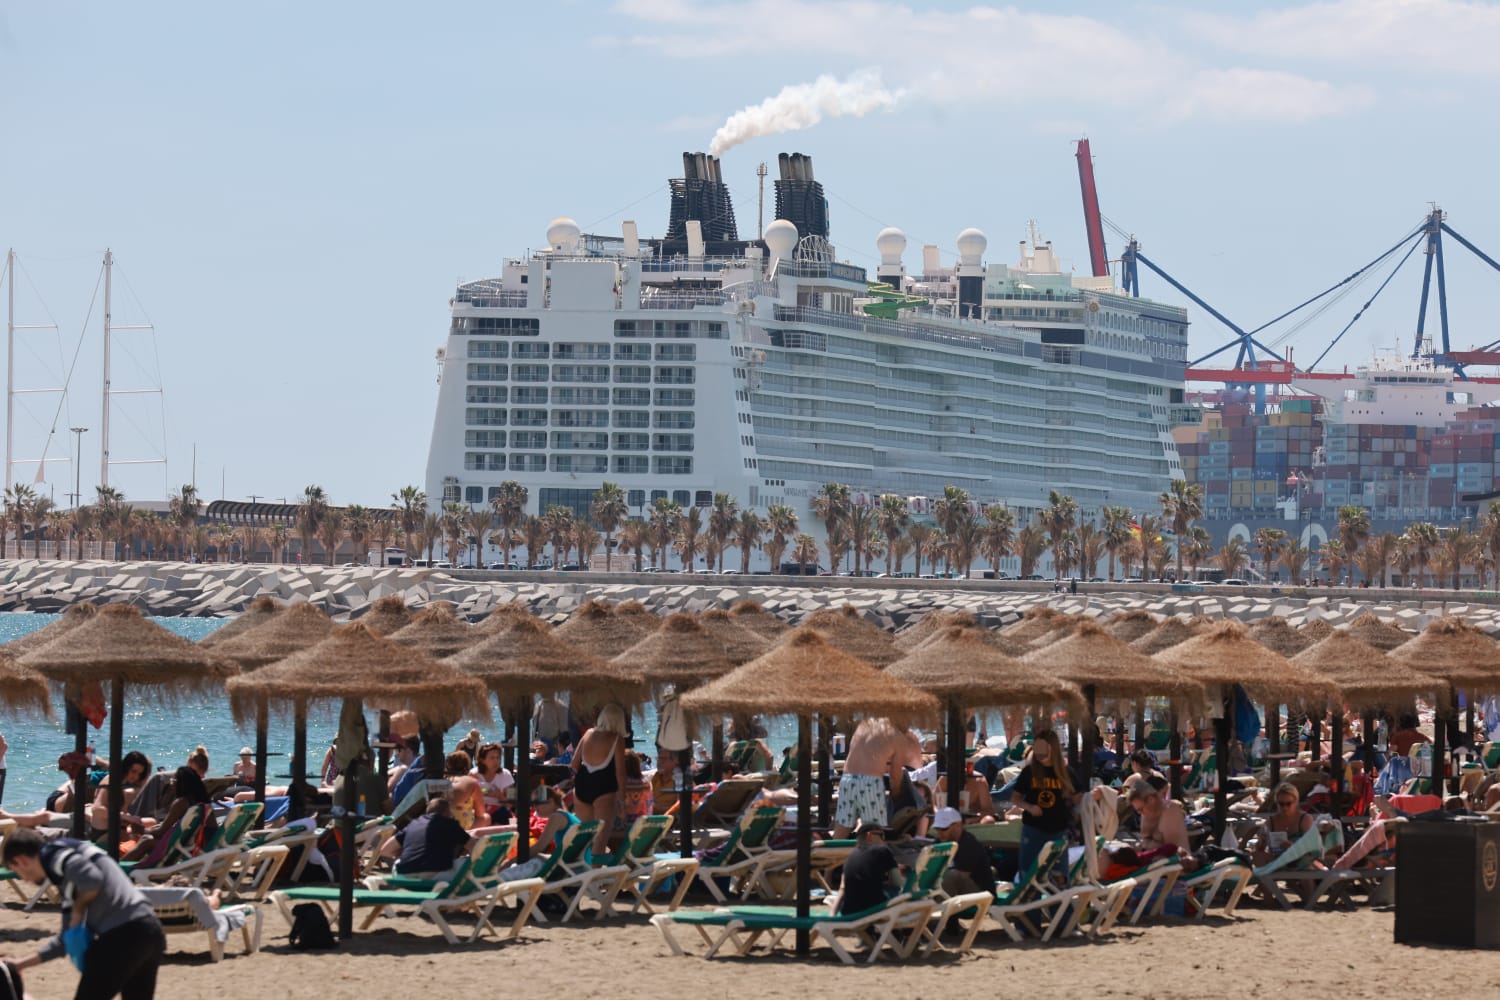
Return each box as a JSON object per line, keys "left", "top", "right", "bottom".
{"left": 774, "top": 152, "right": 829, "bottom": 240}
{"left": 667, "top": 151, "right": 739, "bottom": 243}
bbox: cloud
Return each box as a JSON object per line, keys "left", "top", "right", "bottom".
{"left": 609, "top": 0, "right": 1399, "bottom": 129}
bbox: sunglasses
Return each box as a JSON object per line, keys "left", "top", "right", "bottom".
{"left": 1276, "top": 799, "right": 1297, "bottom": 807}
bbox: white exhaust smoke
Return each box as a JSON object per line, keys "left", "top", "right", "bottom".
{"left": 708, "top": 70, "right": 903, "bottom": 156}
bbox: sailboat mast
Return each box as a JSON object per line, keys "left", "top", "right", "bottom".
{"left": 100, "top": 249, "right": 112, "bottom": 488}
{"left": 6, "top": 249, "right": 14, "bottom": 493}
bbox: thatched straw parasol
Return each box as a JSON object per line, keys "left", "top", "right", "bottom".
{"left": 226, "top": 621, "right": 490, "bottom": 940}
{"left": 0, "top": 653, "right": 50, "bottom": 714}
{"left": 888, "top": 626, "right": 1085, "bottom": 809}
{"left": 387, "top": 604, "right": 476, "bottom": 660}
{"left": 1026, "top": 615, "right": 1086, "bottom": 649}
{"left": 1022, "top": 619, "right": 1206, "bottom": 707}
{"left": 447, "top": 615, "right": 647, "bottom": 862}
{"left": 794, "top": 605, "right": 898, "bottom": 667}
{"left": 1248, "top": 616, "right": 1316, "bottom": 658}
{"left": 682, "top": 627, "right": 937, "bottom": 955}
{"left": 1128, "top": 615, "right": 1210, "bottom": 656}
{"left": 1104, "top": 609, "right": 1160, "bottom": 645}
{"left": 204, "top": 602, "right": 336, "bottom": 811}
{"left": 2, "top": 603, "right": 98, "bottom": 657}
{"left": 1299, "top": 619, "right": 1336, "bottom": 641}
{"left": 1000, "top": 606, "right": 1070, "bottom": 644}
{"left": 611, "top": 613, "right": 742, "bottom": 686}
{"left": 1293, "top": 632, "right": 1439, "bottom": 712}
{"left": 553, "top": 598, "right": 658, "bottom": 655}
{"left": 354, "top": 594, "right": 415, "bottom": 635}
{"left": 1342, "top": 613, "right": 1412, "bottom": 653}
{"left": 893, "top": 609, "right": 976, "bottom": 651}
{"left": 199, "top": 596, "right": 284, "bottom": 649}
{"left": 912, "top": 623, "right": 1030, "bottom": 658}
{"left": 695, "top": 609, "right": 773, "bottom": 665}
{"left": 1387, "top": 615, "right": 1500, "bottom": 788}
{"left": 474, "top": 600, "right": 543, "bottom": 634}
{"left": 727, "top": 599, "right": 790, "bottom": 640}
{"left": 19, "top": 604, "right": 237, "bottom": 856}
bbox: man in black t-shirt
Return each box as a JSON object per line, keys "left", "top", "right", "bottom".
{"left": 394, "top": 798, "right": 470, "bottom": 878}
{"left": 838, "top": 819, "right": 901, "bottom": 915}
{"left": 930, "top": 806, "right": 996, "bottom": 896}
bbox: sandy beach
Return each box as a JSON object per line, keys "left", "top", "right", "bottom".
{"left": 0, "top": 899, "right": 1495, "bottom": 1000}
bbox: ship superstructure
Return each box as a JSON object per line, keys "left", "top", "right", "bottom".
{"left": 424, "top": 153, "right": 1189, "bottom": 572}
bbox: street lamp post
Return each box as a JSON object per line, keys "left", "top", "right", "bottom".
{"left": 69, "top": 427, "right": 87, "bottom": 559}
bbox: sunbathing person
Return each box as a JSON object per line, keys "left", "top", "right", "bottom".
{"left": 1249, "top": 782, "right": 1316, "bottom": 867}
{"left": 1128, "top": 778, "right": 1193, "bottom": 862}
{"left": 472, "top": 742, "right": 514, "bottom": 825}
{"left": 501, "top": 787, "right": 575, "bottom": 883}
{"left": 391, "top": 796, "right": 471, "bottom": 879}
{"left": 445, "top": 751, "right": 489, "bottom": 830}
{"left": 833, "top": 717, "right": 905, "bottom": 839}
{"left": 86, "top": 751, "right": 151, "bottom": 835}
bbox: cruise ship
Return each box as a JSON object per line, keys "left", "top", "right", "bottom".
{"left": 424, "top": 152, "right": 1190, "bottom": 572}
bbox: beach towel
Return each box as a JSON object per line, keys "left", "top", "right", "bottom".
{"left": 1333, "top": 818, "right": 1398, "bottom": 869}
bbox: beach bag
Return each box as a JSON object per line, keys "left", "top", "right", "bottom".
{"left": 287, "top": 903, "right": 337, "bottom": 950}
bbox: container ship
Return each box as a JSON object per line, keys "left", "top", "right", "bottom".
{"left": 423, "top": 151, "right": 1190, "bottom": 571}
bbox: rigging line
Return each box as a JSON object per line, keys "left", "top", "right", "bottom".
{"left": 579, "top": 183, "right": 672, "bottom": 233}
{"left": 112, "top": 262, "right": 157, "bottom": 329}
{"left": 112, "top": 260, "right": 171, "bottom": 484}
{"left": 1244, "top": 227, "right": 1424, "bottom": 338}
{"left": 14, "top": 255, "right": 74, "bottom": 428}
{"left": 1310, "top": 234, "right": 1426, "bottom": 371}
{"left": 37, "top": 264, "right": 104, "bottom": 475}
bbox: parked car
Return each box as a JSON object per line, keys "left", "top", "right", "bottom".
{"left": 1021, "top": 573, "right": 1046, "bottom": 581}
{"left": 1221, "top": 578, "right": 1249, "bottom": 586}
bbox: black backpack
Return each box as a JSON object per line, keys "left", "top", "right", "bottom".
{"left": 288, "top": 903, "right": 337, "bottom": 950}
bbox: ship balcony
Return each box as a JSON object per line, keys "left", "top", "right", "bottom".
{"left": 638, "top": 290, "right": 728, "bottom": 310}
{"left": 455, "top": 290, "right": 528, "bottom": 308}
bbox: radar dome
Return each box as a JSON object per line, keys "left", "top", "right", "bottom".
{"left": 876, "top": 227, "right": 907, "bottom": 266}
{"left": 763, "top": 219, "right": 799, "bottom": 260}
{"left": 546, "top": 217, "right": 581, "bottom": 251}
{"left": 956, "top": 227, "right": 987, "bottom": 266}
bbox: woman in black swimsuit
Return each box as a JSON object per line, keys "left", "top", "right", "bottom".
{"left": 570, "top": 703, "right": 629, "bottom": 856}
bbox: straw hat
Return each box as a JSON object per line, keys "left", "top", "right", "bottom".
{"left": 1021, "top": 619, "right": 1206, "bottom": 707}
{"left": 793, "top": 605, "right": 898, "bottom": 667}
{"left": 682, "top": 627, "right": 937, "bottom": 726}
{"left": 1153, "top": 619, "right": 1338, "bottom": 708}
{"left": 886, "top": 626, "right": 1086, "bottom": 714}
{"left": 227, "top": 621, "right": 489, "bottom": 727}
{"left": 355, "top": 594, "right": 415, "bottom": 636}
{"left": 200, "top": 596, "right": 284, "bottom": 649}
{"left": 894, "top": 610, "right": 976, "bottom": 651}
{"left": 1104, "top": 609, "right": 1161, "bottom": 645}
{"left": 553, "top": 598, "right": 658, "bottom": 655}
{"left": 2, "top": 603, "right": 98, "bottom": 657}
{"left": 612, "top": 613, "right": 742, "bottom": 685}
{"left": 726, "top": 600, "right": 790, "bottom": 640}
{"left": 1341, "top": 613, "right": 1412, "bottom": 653}
{"left": 694, "top": 609, "right": 772, "bottom": 665}
{"left": 1000, "top": 606, "right": 1070, "bottom": 644}
{"left": 19, "top": 603, "right": 236, "bottom": 695}
{"left": 1128, "top": 615, "right": 1211, "bottom": 656}
{"left": 387, "top": 604, "right": 477, "bottom": 660}
{"left": 211, "top": 602, "right": 335, "bottom": 669}
{"left": 1291, "top": 631, "right": 1439, "bottom": 711}
{"left": 447, "top": 615, "right": 647, "bottom": 713}
{"left": 1247, "top": 616, "right": 1315, "bottom": 658}
{"left": 1387, "top": 616, "right": 1500, "bottom": 695}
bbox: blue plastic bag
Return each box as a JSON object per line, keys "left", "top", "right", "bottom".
{"left": 62, "top": 923, "right": 90, "bottom": 972}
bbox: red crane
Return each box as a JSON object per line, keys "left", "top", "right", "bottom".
{"left": 1074, "top": 139, "right": 1109, "bottom": 278}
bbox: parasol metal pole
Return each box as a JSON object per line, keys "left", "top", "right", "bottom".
{"left": 107, "top": 678, "right": 124, "bottom": 859}
{"left": 711, "top": 717, "right": 724, "bottom": 782}
{"left": 254, "top": 698, "right": 268, "bottom": 805}
{"left": 946, "top": 703, "right": 964, "bottom": 810}
{"left": 1267, "top": 702, "right": 1282, "bottom": 788}
{"left": 515, "top": 703, "right": 533, "bottom": 863}
{"left": 795, "top": 714, "right": 812, "bottom": 956}
{"left": 678, "top": 746, "right": 693, "bottom": 859}
{"left": 1167, "top": 708, "right": 1183, "bottom": 801}
{"left": 817, "top": 713, "right": 833, "bottom": 826}
{"left": 337, "top": 698, "right": 360, "bottom": 940}
{"left": 376, "top": 709, "right": 391, "bottom": 785}
{"left": 290, "top": 702, "right": 308, "bottom": 821}
{"left": 69, "top": 696, "right": 87, "bottom": 839}
{"left": 1212, "top": 693, "right": 1231, "bottom": 842}
{"left": 1329, "top": 710, "right": 1345, "bottom": 813}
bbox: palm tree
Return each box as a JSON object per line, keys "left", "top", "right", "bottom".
{"left": 887, "top": 535, "right": 912, "bottom": 575}
{"left": 439, "top": 504, "right": 468, "bottom": 564}
{"left": 1336, "top": 505, "right": 1372, "bottom": 587}
{"left": 489, "top": 481, "right": 528, "bottom": 568}
{"left": 1039, "top": 490, "right": 1078, "bottom": 581}
{"left": 346, "top": 505, "right": 374, "bottom": 565}
{"left": 26, "top": 495, "right": 55, "bottom": 558}
{"left": 368, "top": 515, "right": 394, "bottom": 565}
{"left": 933, "top": 485, "right": 972, "bottom": 574}
{"left": 1135, "top": 514, "right": 1168, "bottom": 579}
{"left": 93, "top": 485, "right": 124, "bottom": 560}
{"left": 68, "top": 505, "right": 96, "bottom": 560}
{"left": 2, "top": 484, "right": 36, "bottom": 559}
{"left": 949, "top": 518, "right": 981, "bottom": 578}
{"left": 733, "top": 510, "right": 763, "bottom": 574}
{"left": 1482, "top": 502, "right": 1500, "bottom": 589}
{"left": 1354, "top": 544, "right": 1387, "bottom": 589}
{"left": 1440, "top": 524, "right": 1478, "bottom": 590}
{"left": 792, "top": 533, "right": 819, "bottom": 575}
{"left": 1016, "top": 524, "right": 1047, "bottom": 578}
{"left": 1159, "top": 479, "right": 1204, "bottom": 584}
{"left": 845, "top": 505, "right": 877, "bottom": 575}
{"left": 1253, "top": 527, "right": 1288, "bottom": 584}
{"left": 1075, "top": 522, "right": 1103, "bottom": 580}
{"left": 115, "top": 506, "right": 141, "bottom": 559}
{"left": 167, "top": 484, "right": 201, "bottom": 559}
{"left": 240, "top": 523, "right": 264, "bottom": 563}
{"left": 1369, "top": 530, "right": 1399, "bottom": 589}
{"left": 542, "top": 505, "right": 575, "bottom": 567}
{"left": 1403, "top": 522, "right": 1440, "bottom": 589}
{"left": 676, "top": 505, "right": 704, "bottom": 572}
{"left": 763, "top": 503, "right": 797, "bottom": 574}
{"left": 810, "top": 482, "right": 851, "bottom": 567}
{"left": 980, "top": 504, "right": 1014, "bottom": 577}
{"left": 703, "top": 492, "right": 738, "bottom": 573}
{"left": 392, "top": 485, "right": 428, "bottom": 559}
{"left": 316, "top": 509, "right": 345, "bottom": 565}
{"left": 649, "top": 498, "right": 681, "bottom": 571}
{"left": 522, "top": 515, "right": 547, "bottom": 568}
{"left": 463, "top": 508, "right": 492, "bottom": 568}
{"left": 212, "top": 523, "right": 237, "bottom": 563}
{"left": 421, "top": 511, "right": 444, "bottom": 563}
{"left": 1098, "top": 505, "right": 1131, "bottom": 582}
{"left": 1278, "top": 539, "right": 1308, "bottom": 586}
{"left": 574, "top": 521, "right": 601, "bottom": 569}
{"left": 619, "top": 518, "right": 647, "bottom": 572}
{"left": 1183, "top": 525, "right": 1213, "bottom": 581}
{"left": 590, "top": 482, "right": 630, "bottom": 572}
{"left": 1215, "top": 536, "right": 1250, "bottom": 579}
{"left": 878, "top": 495, "right": 912, "bottom": 575}
{"left": 268, "top": 522, "right": 289, "bottom": 564}
{"left": 296, "top": 485, "right": 329, "bottom": 565}
{"left": 907, "top": 523, "right": 934, "bottom": 577}
{"left": 1320, "top": 539, "right": 1349, "bottom": 587}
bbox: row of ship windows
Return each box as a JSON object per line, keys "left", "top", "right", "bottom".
{"left": 449, "top": 318, "right": 726, "bottom": 340}
{"left": 463, "top": 454, "right": 694, "bottom": 475}
{"left": 464, "top": 431, "right": 694, "bottom": 451}
{"left": 466, "top": 341, "right": 698, "bottom": 362}
{"left": 452, "top": 485, "right": 716, "bottom": 508}
{"left": 464, "top": 408, "right": 695, "bottom": 429}
{"left": 466, "top": 364, "right": 697, "bottom": 385}
{"left": 466, "top": 387, "right": 696, "bottom": 408}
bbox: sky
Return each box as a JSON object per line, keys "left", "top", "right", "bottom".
{"left": 3, "top": 0, "right": 1500, "bottom": 508}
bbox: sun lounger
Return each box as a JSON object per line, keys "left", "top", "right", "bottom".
{"left": 595, "top": 815, "right": 697, "bottom": 914}
{"left": 528, "top": 819, "right": 631, "bottom": 923}
{"left": 1179, "top": 858, "right": 1252, "bottom": 919}
{"left": 1251, "top": 822, "right": 1380, "bottom": 910}
{"left": 692, "top": 778, "right": 767, "bottom": 833}
{"left": 141, "top": 886, "right": 261, "bottom": 962}
{"left": 690, "top": 805, "right": 785, "bottom": 902}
